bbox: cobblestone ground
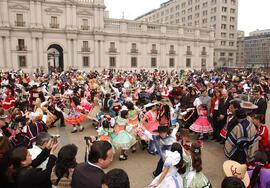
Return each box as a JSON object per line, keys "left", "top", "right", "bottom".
{"left": 48, "top": 100, "right": 270, "bottom": 188}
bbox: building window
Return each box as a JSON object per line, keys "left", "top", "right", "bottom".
{"left": 195, "top": 13, "right": 200, "bottom": 18}
{"left": 202, "top": 18, "right": 207, "bottom": 24}
{"left": 202, "top": 47, "right": 207, "bottom": 55}
{"left": 82, "top": 19, "right": 89, "bottom": 30}
{"left": 211, "top": 7, "right": 217, "bottom": 13}
{"left": 169, "top": 58, "right": 175, "bottom": 67}
{"left": 230, "top": 8, "right": 236, "bottom": 13}
{"left": 109, "top": 57, "right": 116, "bottom": 67}
{"left": 109, "top": 42, "right": 116, "bottom": 52}
{"left": 169, "top": 45, "right": 175, "bottom": 55}
{"left": 221, "top": 41, "right": 226, "bottom": 46}
{"left": 17, "top": 39, "right": 26, "bottom": 51}
{"left": 221, "top": 24, "right": 227, "bottom": 29}
{"left": 82, "top": 41, "right": 89, "bottom": 52}
{"left": 187, "top": 46, "right": 192, "bottom": 55}
{"left": 131, "top": 57, "right": 137, "bottom": 67}
{"left": 151, "top": 57, "right": 157, "bottom": 67}
{"left": 50, "top": 16, "right": 59, "bottom": 28}
{"left": 229, "top": 42, "right": 234, "bottom": 46}
{"left": 186, "top": 58, "right": 191, "bottom": 67}
{"left": 231, "top": 0, "right": 236, "bottom": 5}
{"left": 151, "top": 44, "right": 157, "bottom": 54}
{"left": 203, "top": 2, "right": 208, "bottom": 7}
{"left": 230, "top": 17, "right": 235, "bottom": 22}
{"left": 222, "top": 0, "right": 227, "bottom": 3}
{"left": 229, "top": 53, "right": 233, "bottom": 56}
{"left": 221, "top": 32, "right": 227, "bottom": 38}
{"left": 19, "top": 56, "right": 26, "bottom": 67}
{"left": 230, "top": 25, "right": 235, "bottom": 30}
{"left": 222, "top": 7, "right": 227, "bottom": 12}
{"left": 203, "top": 10, "right": 207, "bottom": 16}
{"left": 201, "top": 59, "right": 206, "bottom": 68}
{"left": 16, "top": 14, "right": 24, "bottom": 27}
{"left": 229, "top": 33, "right": 235, "bottom": 38}
{"left": 220, "top": 52, "right": 225, "bottom": 56}
{"left": 222, "top": 15, "right": 227, "bottom": 21}
{"left": 83, "top": 56, "right": 89, "bottom": 66}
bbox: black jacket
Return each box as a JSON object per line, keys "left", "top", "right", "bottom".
{"left": 253, "top": 97, "right": 267, "bottom": 116}
{"left": 16, "top": 148, "right": 56, "bottom": 188}
{"left": 218, "top": 97, "right": 233, "bottom": 117}
{"left": 71, "top": 162, "right": 104, "bottom": 188}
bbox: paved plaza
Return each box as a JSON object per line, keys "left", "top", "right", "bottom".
{"left": 48, "top": 100, "right": 270, "bottom": 188}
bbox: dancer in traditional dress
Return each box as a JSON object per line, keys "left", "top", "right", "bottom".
{"left": 65, "top": 96, "right": 87, "bottom": 133}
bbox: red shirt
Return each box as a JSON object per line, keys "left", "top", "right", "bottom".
{"left": 257, "top": 124, "right": 269, "bottom": 151}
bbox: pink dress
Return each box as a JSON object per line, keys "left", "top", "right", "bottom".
{"left": 190, "top": 110, "right": 213, "bottom": 133}
{"left": 145, "top": 111, "right": 159, "bottom": 135}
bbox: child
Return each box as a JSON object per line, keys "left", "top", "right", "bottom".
{"left": 176, "top": 128, "right": 191, "bottom": 151}
{"left": 183, "top": 143, "right": 212, "bottom": 188}
{"left": 252, "top": 114, "right": 269, "bottom": 151}
{"left": 65, "top": 96, "right": 87, "bottom": 133}
{"left": 111, "top": 110, "right": 137, "bottom": 161}
{"left": 148, "top": 142, "right": 184, "bottom": 188}
{"left": 189, "top": 104, "right": 213, "bottom": 140}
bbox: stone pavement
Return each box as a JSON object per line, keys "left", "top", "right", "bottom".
{"left": 48, "top": 100, "right": 270, "bottom": 188}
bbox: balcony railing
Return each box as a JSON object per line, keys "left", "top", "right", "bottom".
{"left": 130, "top": 49, "right": 138, "bottom": 53}
{"left": 81, "top": 47, "right": 90, "bottom": 52}
{"left": 81, "top": 25, "right": 90, "bottom": 30}
{"left": 186, "top": 51, "right": 192, "bottom": 55}
{"left": 109, "top": 48, "right": 117, "bottom": 53}
{"left": 50, "top": 23, "right": 59, "bottom": 29}
{"left": 151, "top": 49, "right": 158, "bottom": 54}
{"left": 16, "top": 46, "right": 27, "bottom": 51}
{"left": 169, "top": 50, "right": 176, "bottom": 55}
{"left": 15, "top": 21, "right": 25, "bottom": 27}
{"left": 201, "top": 51, "right": 207, "bottom": 56}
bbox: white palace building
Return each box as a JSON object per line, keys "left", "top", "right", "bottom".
{"left": 0, "top": 0, "right": 215, "bottom": 72}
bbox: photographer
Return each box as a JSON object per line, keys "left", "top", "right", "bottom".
{"left": 7, "top": 139, "right": 59, "bottom": 188}
{"left": 28, "top": 132, "right": 52, "bottom": 170}
{"left": 71, "top": 141, "right": 113, "bottom": 188}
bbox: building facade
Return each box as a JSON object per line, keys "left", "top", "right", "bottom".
{"left": 136, "top": 0, "right": 238, "bottom": 68}
{"left": 236, "top": 30, "right": 245, "bottom": 67}
{"left": 244, "top": 30, "right": 270, "bottom": 68}
{"left": 0, "top": 0, "right": 214, "bottom": 73}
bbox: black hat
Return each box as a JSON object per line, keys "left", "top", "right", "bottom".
{"left": 235, "top": 109, "right": 247, "bottom": 119}
{"left": 153, "top": 125, "right": 169, "bottom": 133}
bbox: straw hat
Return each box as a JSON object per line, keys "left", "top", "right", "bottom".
{"left": 223, "top": 160, "right": 250, "bottom": 187}
{"left": 144, "top": 102, "right": 158, "bottom": 109}
{"left": 240, "top": 101, "right": 258, "bottom": 110}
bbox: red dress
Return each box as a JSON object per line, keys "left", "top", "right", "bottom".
{"left": 2, "top": 96, "right": 15, "bottom": 110}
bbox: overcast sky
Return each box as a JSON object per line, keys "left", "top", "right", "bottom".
{"left": 104, "top": 0, "right": 270, "bottom": 36}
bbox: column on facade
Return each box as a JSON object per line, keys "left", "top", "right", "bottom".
{"left": 36, "top": 1, "right": 42, "bottom": 28}
{"left": 120, "top": 40, "right": 125, "bottom": 69}
{"left": 141, "top": 40, "right": 147, "bottom": 69}
{"left": 32, "top": 37, "right": 37, "bottom": 69}
{"left": 66, "top": 4, "right": 71, "bottom": 29}
{"left": 160, "top": 41, "right": 166, "bottom": 69}
{"left": 38, "top": 38, "right": 44, "bottom": 71}
{"left": 177, "top": 42, "right": 183, "bottom": 69}
{"left": 194, "top": 44, "right": 200, "bottom": 69}
{"left": 30, "top": 1, "right": 36, "bottom": 27}
{"left": 67, "top": 39, "right": 72, "bottom": 69}
{"left": 0, "top": 37, "right": 4, "bottom": 68}
{"left": 100, "top": 40, "right": 104, "bottom": 69}
{"left": 94, "top": 40, "right": 99, "bottom": 68}
{"left": 1, "top": 0, "right": 9, "bottom": 26}
{"left": 73, "top": 39, "right": 77, "bottom": 68}
{"left": 208, "top": 45, "right": 214, "bottom": 70}
{"left": 72, "top": 5, "right": 77, "bottom": 29}
{"left": 94, "top": 8, "right": 99, "bottom": 29}
{"left": 5, "top": 37, "right": 11, "bottom": 69}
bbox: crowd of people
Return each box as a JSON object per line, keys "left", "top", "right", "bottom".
{"left": 0, "top": 68, "right": 269, "bottom": 188}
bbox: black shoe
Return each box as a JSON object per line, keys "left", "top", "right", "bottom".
{"left": 215, "top": 138, "right": 222, "bottom": 142}
{"left": 50, "top": 124, "right": 56, "bottom": 128}
{"left": 71, "top": 129, "right": 78, "bottom": 133}
{"left": 119, "top": 155, "right": 127, "bottom": 161}
{"left": 131, "top": 147, "right": 136, "bottom": 153}
{"left": 147, "top": 149, "right": 155, "bottom": 155}
{"left": 220, "top": 140, "right": 225, "bottom": 144}
{"left": 124, "top": 152, "right": 128, "bottom": 158}
{"left": 204, "top": 135, "right": 208, "bottom": 140}
{"left": 211, "top": 137, "right": 217, "bottom": 140}
{"left": 79, "top": 127, "right": 85, "bottom": 132}
{"left": 197, "top": 135, "right": 204, "bottom": 140}
{"left": 152, "top": 171, "right": 157, "bottom": 177}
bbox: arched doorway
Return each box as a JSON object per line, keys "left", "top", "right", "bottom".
{"left": 47, "top": 44, "right": 64, "bottom": 72}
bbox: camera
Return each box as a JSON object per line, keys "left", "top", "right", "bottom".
{"left": 51, "top": 135, "right": 60, "bottom": 144}
{"left": 84, "top": 136, "right": 93, "bottom": 145}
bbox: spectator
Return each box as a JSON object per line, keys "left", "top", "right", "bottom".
{"left": 224, "top": 109, "right": 258, "bottom": 164}
{"left": 252, "top": 114, "right": 269, "bottom": 151}
{"left": 71, "top": 141, "right": 113, "bottom": 188}
{"left": 102, "top": 169, "right": 130, "bottom": 188}
{"left": 0, "top": 108, "right": 11, "bottom": 137}
{"left": 248, "top": 151, "right": 270, "bottom": 188}
{"left": 28, "top": 132, "right": 51, "bottom": 170}
{"left": 7, "top": 139, "right": 58, "bottom": 188}
{"left": 223, "top": 160, "right": 250, "bottom": 187}
{"left": 221, "top": 177, "right": 245, "bottom": 188}
{"left": 51, "top": 144, "right": 78, "bottom": 188}
{"left": 253, "top": 90, "right": 267, "bottom": 123}
{"left": 0, "top": 136, "right": 12, "bottom": 188}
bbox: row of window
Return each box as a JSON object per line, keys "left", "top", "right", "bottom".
{"left": 15, "top": 14, "right": 90, "bottom": 30}
{"left": 17, "top": 55, "right": 207, "bottom": 69}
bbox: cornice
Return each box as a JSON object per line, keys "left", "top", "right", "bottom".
{"left": 9, "top": 3, "right": 30, "bottom": 10}
{"left": 45, "top": 6, "right": 64, "bottom": 14}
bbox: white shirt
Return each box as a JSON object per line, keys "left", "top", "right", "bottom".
{"left": 28, "top": 145, "right": 49, "bottom": 170}
{"left": 214, "top": 100, "right": 219, "bottom": 110}
{"left": 87, "top": 161, "right": 103, "bottom": 171}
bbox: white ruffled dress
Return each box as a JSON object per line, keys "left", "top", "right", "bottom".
{"left": 148, "top": 150, "right": 183, "bottom": 188}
